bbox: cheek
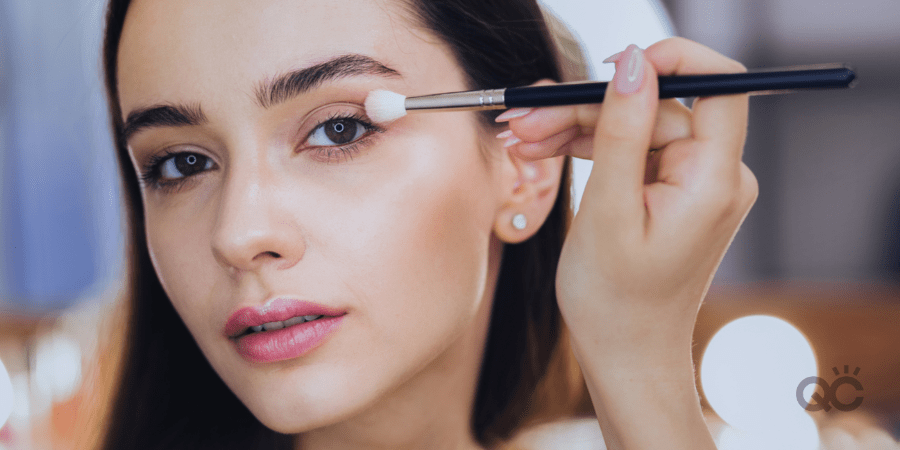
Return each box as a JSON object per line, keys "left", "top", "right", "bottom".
{"left": 327, "top": 117, "right": 497, "bottom": 349}
{"left": 144, "top": 204, "right": 218, "bottom": 336}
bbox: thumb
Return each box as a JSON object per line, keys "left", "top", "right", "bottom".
{"left": 580, "top": 44, "right": 659, "bottom": 230}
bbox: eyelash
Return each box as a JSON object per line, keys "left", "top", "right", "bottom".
{"left": 138, "top": 112, "right": 384, "bottom": 194}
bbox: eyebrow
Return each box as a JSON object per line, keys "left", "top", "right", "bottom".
{"left": 122, "top": 54, "right": 401, "bottom": 141}
{"left": 123, "top": 103, "right": 206, "bottom": 142}
{"left": 255, "top": 54, "right": 401, "bottom": 108}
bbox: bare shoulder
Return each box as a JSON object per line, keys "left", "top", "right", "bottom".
{"left": 507, "top": 417, "right": 606, "bottom": 450}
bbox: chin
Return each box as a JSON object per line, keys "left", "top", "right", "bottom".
{"left": 258, "top": 417, "right": 308, "bottom": 435}
{"left": 242, "top": 380, "right": 367, "bottom": 435}
{"left": 250, "top": 401, "right": 341, "bottom": 435}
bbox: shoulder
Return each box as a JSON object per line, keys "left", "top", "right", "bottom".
{"left": 507, "top": 417, "right": 606, "bottom": 450}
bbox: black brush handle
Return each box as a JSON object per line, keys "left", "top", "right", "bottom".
{"left": 503, "top": 67, "right": 856, "bottom": 108}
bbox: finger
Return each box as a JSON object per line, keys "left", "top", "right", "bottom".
{"left": 504, "top": 128, "right": 595, "bottom": 161}
{"left": 650, "top": 99, "right": 692, "bottom": 149}
{"left": 645, "top": 37, "right": 749, "bottom": 160}
{"left": 581, "top": 44, "right": 659, "bottom": 226}
{"left": 496, "top": 79, "right": 600, "bottom": 142}
{"left": 510, "top": 126, "right": 580, "bottom": 160}
{"left": 644, "top": 148, "right": 758, "bottom": 252}
{"left": 503, "top": 98, "right": 691, "bottom": 158}
{"left": 645, "top": 37, "right": 747, "bottom": 76}
{"left": 554, "top": 135, "right": 594, "bottom": 160}
{"left": 502, "top": 102, "right": 599, "bottom": 144}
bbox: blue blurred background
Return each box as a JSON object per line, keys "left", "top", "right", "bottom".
{"left": 0, "top": 0, "right": 121, "bottom": 313}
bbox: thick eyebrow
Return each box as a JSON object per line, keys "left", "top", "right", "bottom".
{"left": 122, "top": 54, "right": 400, "bottom": 142}
{"left": 255, "top": 54, "right": 401, "bottom": 108}
{"left": 123, "top": 103, "right": 206, "bottom": 142}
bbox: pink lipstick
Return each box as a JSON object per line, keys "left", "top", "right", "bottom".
{"left": 225, "top": 298, "right": 347, "bottom": 363}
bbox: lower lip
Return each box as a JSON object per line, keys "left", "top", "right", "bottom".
{"left": 233, "top": 315, "right": 346, "bottom": 363}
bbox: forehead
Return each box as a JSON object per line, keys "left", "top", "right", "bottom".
{"left": 116, "top": 0, "right": 455, "bottom": 116}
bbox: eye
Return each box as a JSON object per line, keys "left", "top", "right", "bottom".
{"left": 139, "top": 150, "right": 216, "bottom": 191}
{"left": 293, "top": 104, "right": 385, "bottom": 163}
{"left": 158, "top": 152, "right": 214, "bottom": 180}
{"left": 306, "top": 118, "right": 369, "bottom": 147}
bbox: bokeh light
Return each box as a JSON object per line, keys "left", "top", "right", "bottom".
{"left": 0, "top": 357, "right": 13, "bottom": 430}
{"left": 31, "top": 333, "right": 82, "bottom": 405}
{"left": 700, "top": 314, "right": 820, "bottom": 449}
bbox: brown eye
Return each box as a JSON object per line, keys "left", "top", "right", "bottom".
{"left": 308, "top": 118, "right": 367, "bottom": 146}
{"left": 160, "top": 152, "right": 213, "bottom": 179}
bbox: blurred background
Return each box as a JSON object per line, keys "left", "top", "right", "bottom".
{"left": 0, "top": 0, "right": 897, "bottom": 449}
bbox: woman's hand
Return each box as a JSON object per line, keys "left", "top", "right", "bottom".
{"left": 501, "top": 36, "right": 757, "bottom": 357}
{"left": 497, "top": 37, "right": 758, "bottom": 449}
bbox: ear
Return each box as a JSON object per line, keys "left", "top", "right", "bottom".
{"left": 493, "top": 147, "right": 566, "bottom": 244}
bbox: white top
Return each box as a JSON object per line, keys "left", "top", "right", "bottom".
{"left": 513, "top": 418, "right": 607, "bottom": 450}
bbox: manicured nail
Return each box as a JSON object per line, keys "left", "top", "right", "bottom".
{"left": 495, "top": 108, "right": 533, "bottom": 122}
{"left": 614, "top": 44, "right": 644, "bottom": 95}
{"left": 602, "top": 50, "right": 624, "bottom": 64}
{"left": 496, "top": 130, "right": 514, "bottom": 139}
{"left": 503, "top": 136, "right": 521, "bottom": 148}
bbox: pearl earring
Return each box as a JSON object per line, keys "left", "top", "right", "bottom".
{"left": 512, "top": 213, "right": 527, "bottom": 230}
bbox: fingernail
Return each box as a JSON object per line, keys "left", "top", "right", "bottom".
{"left": 496, "top": 130, "right": 513, "bottom": 139}
{"left": 602, "top": 50, "right": 624, "bottom": 64}
{"left": 614, "top": 44, "right": 644, "bottom": 95}
{"left": 495, "top": 108, "right": 533, "bottom": 123}
{"left": 503, "top": 136, "right": 521, "bottom": 148}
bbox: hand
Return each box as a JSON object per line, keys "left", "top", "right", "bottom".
{"left": 498, "top": 37, "right": 759, "bottom": 363}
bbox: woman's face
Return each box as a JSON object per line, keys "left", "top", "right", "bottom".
{"left": 117, "top": 0, "right": 542, "bottom": 436}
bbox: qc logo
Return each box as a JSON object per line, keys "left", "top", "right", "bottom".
{"left": 796, "top": 365, "right": 863, "bottom": 412}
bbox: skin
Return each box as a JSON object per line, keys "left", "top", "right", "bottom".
{"left": 118, "top": 0, "right": 561, "bottom": 449}
{"left": 117, "top": 0, "right": 757, "bottom": 448}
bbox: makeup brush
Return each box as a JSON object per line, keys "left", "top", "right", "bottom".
{"left": 364, "top": 64, "right": 856, "bottom": 124}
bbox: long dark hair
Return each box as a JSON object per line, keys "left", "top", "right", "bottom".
{"left": 94, "top": 1, "right": 592, "bottom": 449}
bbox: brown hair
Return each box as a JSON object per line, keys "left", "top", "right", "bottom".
{"left": 92, "top": 1, "right": 593, "bottom": 449}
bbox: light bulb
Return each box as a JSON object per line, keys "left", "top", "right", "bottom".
{"left": 700, "top": 315, "right": 818, "bottom": 434}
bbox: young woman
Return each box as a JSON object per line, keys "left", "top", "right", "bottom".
{"left": 96, "top": 0, "right": 757, "bottom": 448}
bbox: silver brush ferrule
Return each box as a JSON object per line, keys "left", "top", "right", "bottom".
{"left": 404, "top": 88, "right": 507, "bottom": 112}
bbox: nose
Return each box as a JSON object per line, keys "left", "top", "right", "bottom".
{"left": 210, "top": 162, "right": 305, "bottom": 276}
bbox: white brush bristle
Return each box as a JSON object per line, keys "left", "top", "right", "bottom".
{"left": 365, "top": 89, "right": 407, "bottom": 124}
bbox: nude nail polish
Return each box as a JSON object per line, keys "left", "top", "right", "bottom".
{"left": 496, "top": 130, "right": 513, "bottom": 139}
{"left": 614, "top": 44, "right": 644, "bottom": 95}
{"left": 602, "top": 50, "right": 624, "bottom": 64}
{"left": 503, "top": 136, "right": 521, "bottom": 148}
{"left": 495, "top": 108, "right": 533, "bottom": 122}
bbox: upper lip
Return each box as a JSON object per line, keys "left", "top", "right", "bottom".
{"left": 224, "top": 297, "right": 347, "bottom": 339}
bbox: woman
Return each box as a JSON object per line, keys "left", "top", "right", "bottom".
{"left": 96, "top": 0, "right": 757, "bottom": 449}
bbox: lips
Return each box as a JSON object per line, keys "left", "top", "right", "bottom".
{"left": 224, "top": 298, "right": 347, "bottom": 339}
